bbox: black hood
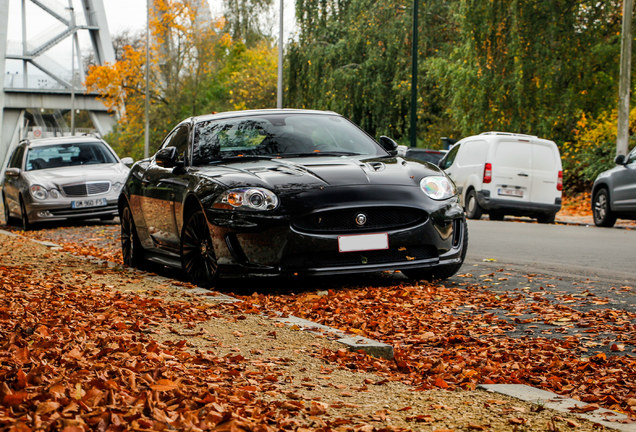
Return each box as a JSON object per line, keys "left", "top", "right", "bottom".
{"left": 195, "top": 156, "right": 443, "bottom": 193}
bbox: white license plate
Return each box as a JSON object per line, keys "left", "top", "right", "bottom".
{"left": 338, "top": 233, "right": 388, "bottom": 253}
{"left": 71, "top": 198, "right": 108, "bottom": 209}
{"left": 498, "top": 188, "right": 524, "bottom": 198}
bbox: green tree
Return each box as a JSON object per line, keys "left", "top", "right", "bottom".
{"left": 287, "top": 0, "right": 458, "bottom": 145}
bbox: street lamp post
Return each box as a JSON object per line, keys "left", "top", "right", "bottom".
{"left": 144, "top": 0, "right": 150, "bottom": 158}
{"left": 409, "top": 0, "right": 419, "bottom": 148}
{"left": 277, "top": 0, "right": 284, "bottom": 108}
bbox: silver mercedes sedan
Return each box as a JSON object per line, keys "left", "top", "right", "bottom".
{"left": 2, "top": 135, "right": 132, "bottom": 230}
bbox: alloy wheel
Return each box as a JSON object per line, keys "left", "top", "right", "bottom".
{"left": 120, "top": 204, "right": 144, "bottom": 267}
{"left": 181, "top": 209, "right": 218, "bottom": 287}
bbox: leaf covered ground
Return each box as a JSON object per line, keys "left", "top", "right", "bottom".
{"left": 0, "top": 216, "right": 634, "bottom": 430}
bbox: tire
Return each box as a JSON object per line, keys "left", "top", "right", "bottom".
{"left": 537, "top": 213, "right": 556, "bottom": 224}
{"left": 592, "top": 188, "right": 616, "bottom": 228}
{"left": 181, "top": 208, "right": 218, "bottom": 287}
{"left": 403, "top": 219, "right": 468, "bottom": 282}
{"left": 2, "top": 194, "right": 13, "bottom": 226}
{"left": 489, "top": 211, "right": 504, "bottom": 221}
{"left": 120, "top": 203, "right": 146, "bottom": 268}
{"left": 465, "top": 189, "right": 483, "bottom": 220}
{"left": 19, "top": 198, "right": 30, "bottom": 231}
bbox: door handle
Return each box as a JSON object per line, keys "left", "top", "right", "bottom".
{"left": 517, "top": 173, "right": 529, "bottom": 177}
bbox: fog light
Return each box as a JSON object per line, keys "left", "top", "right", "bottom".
{"left": 37, "top": 211, "right": 53, "bottom": 217}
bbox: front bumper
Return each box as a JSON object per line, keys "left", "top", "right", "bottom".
{"left": 24, "top": 195, "right": 119, "bottom": 223}
{"left": 205, "top": 202, "right": 466, "bottom": 277}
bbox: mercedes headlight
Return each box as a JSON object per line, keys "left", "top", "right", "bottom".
{"left": 420, "top": 176, "right": 456, "bottom": 200}
{"left": 216, "top": 187, "right": 278, "bottom": 211}
{"left": 30, "top": 185, "right": 48, "bottom": 200}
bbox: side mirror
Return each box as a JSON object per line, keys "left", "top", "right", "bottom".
{"left": 4, "top": 168, "right": 21, "bottom": 177}
{"left": 614, "top": 154, "right": 626, "bottom": 165}
{"left": 120, "top": 157, "right": 134, "bottom": 167}
{"left": 379, "top": 136, "right": 399, "bottom": 156}
{"left": 155, "top": 146, "right": 179, "bottom": 168}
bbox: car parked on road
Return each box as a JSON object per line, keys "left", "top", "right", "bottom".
{"left": 405, "top": 148, "right": 448, "bottom": 165}
{"left": 2, "top": 135, "right": 132, "bottom": 229}
{"left": 438, "top": 132, "right": 563, "bottom": 223}
{"left": 591, "top": 146, "right": 636, "bottom": 227}
{"left": 119, "top": 109, "right": 468, "bottom": 286}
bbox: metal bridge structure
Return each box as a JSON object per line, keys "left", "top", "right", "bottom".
{"left": 0, "top": 0, "right": 116, "bottom": 170}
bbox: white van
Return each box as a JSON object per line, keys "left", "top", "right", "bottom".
{"left": 438, "top": 132, "right": 562, "bottom": 223}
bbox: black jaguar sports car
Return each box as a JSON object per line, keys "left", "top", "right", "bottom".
{"left": 119, "top": 109, "right": 467, "bottom": 286}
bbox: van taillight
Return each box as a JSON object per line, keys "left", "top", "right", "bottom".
{"left": 483, "top": 163, "right": 492, "bottom": 184}
{"left": 557, "top": 170, "right": 563, "bottom": 191}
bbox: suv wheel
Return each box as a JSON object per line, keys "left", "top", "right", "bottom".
{"left": 593, "top": 188, "right": 617, "bottom": 227}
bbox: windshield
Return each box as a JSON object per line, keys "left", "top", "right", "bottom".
{"left": 25, "top": 142, "right": 118, "bottom": 171}
{"left": 192, "top": 113, "right": 385, "bottom": 165}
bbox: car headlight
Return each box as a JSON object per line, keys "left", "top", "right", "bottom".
{"left": 420, "top": 176, "right": 457, "bottom": 200}
{"left": 112, "top": 182, "right": 123, "bottom": 193}
{"left": 49, "top": 189, "right": 60, "bottom": 199}
{"left": 30, "top": 185, "right": 48, "bottom": 200}
{"left": 216, "top": 187, "right": 279, "bottom": 211}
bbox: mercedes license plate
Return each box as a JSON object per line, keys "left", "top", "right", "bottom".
{"left": 71, "top": 198, "right": 108, "bottom": 209}
{"left": 338, "top": 233, "right": 388, "bottom": 253}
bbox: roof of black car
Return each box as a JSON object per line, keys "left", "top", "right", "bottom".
{"left": 189, "top": 109, "right": 339, "bottom": 124}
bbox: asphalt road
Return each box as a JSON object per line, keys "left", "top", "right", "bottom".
{"left": 464, "top": 219, "right": 635, "bottom": 285}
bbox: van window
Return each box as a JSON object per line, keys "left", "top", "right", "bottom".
{"left": 495, "top": 141, "right": 531, "bottom": 170}
{"left": 441, "top": 144, "right": 460, "bottom": 169}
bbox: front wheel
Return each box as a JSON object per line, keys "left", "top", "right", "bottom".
{"left": 403, "top": 219, "right": 468, "bottom": 282}
{"left": 592, "top": 189, "right": 616, "bottom": 227}
{"left": 181, "top": 208, "right": 218, "bottom": 287}
{"left": 19, "top": 198, "right": 30, "bottom": 231}
{"left": 465, "top": 190, "right": 483, "bottom": 219}
{"left": 120, "top": 203, "right": 145, "bottom": 268}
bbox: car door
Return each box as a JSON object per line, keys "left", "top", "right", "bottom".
{"left": 3, "top": 145, "right": 26, "bottom": 217}
{"left": 140, "top": 125, "right": 191, "bottom": 251}
{"left": 612, "top": 147, "right": 636, "bottom": 211}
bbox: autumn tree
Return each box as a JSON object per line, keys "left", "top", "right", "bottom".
{"left": 85, "top": 0, "right": 278, "bottom": 160}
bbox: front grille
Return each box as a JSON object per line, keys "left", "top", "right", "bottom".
{"left": 62, "top": 182, "right": 111, "bottom": 197}
{"left": 282, "top": 245, "right": 438, "bottom": 269}
{"left": 292, "top": 207, "right": 427, "bottom": 234}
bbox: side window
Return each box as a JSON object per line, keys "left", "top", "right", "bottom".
{"left": 8, "top": 146, "right": 25, "bottom": 169}
{"left": 171, "top": 126, "right": 190, "bottom": 163}
{"left": 442, "top": 144, "right": 460, "bottom": 169}
{"left": 628, "top": 148, "right": 636, "bottom": 164}
{"left": 158, "top": 125, "right": 190, "bottom": 164}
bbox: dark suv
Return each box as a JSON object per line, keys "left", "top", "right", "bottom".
{"left": 591, "top": 146, "right": 636, "bottom": 227}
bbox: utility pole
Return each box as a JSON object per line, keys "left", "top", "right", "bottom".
{"left": 617, "top": 0, "right": 633, "bottom": 156}
{"left": 277, "top": 0, "right": 284, "bottom": 108}
{"left": 409, "top": 0, "right": 419, "bottom": 148}
{"left": 144, "top": 0, "right": 150, "bottom": 158}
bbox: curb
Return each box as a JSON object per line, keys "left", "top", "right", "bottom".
{"left": 479, "top": 384, "right": 633, "bottom": 431}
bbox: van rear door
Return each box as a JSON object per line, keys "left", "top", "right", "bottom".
{"left": 529, "top": 141, "right": 561, "bottom": 205}
{"left": 491, "top": 140, "right": 532, "bottom": 203}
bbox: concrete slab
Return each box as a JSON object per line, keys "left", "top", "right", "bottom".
{"left": 479, "top": 384, "right": 634, "bottom": 431}
{"left": 275, "top": 315, "right": 394, "bottom": 359}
